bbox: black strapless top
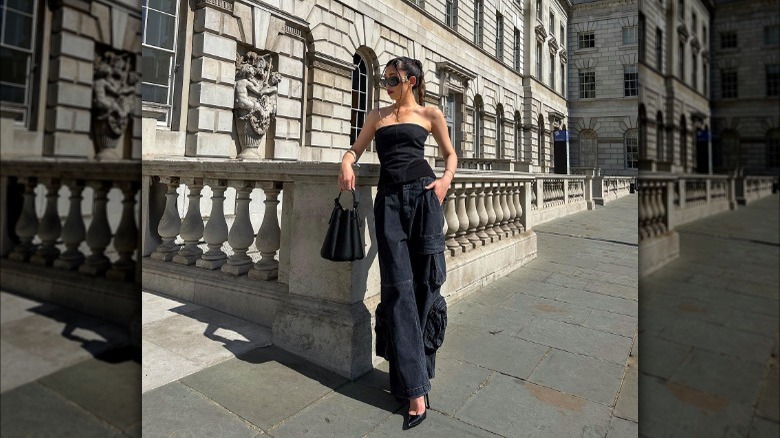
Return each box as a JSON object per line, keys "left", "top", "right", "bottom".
{"left": 375, "top": 123, "right": 435, "bottom": 186}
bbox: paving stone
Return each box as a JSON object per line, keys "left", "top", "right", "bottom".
{"left": 1, "top": 382, "right": 120, "bottom": 437}
{"left": 581, "top": 309, "right": 637, "bottom": 338}
{"left": 584, "top": 281, "right": 638, "bottom": 300}
{"left": 659, "top": 318, "right": 775, "bottom": 364}
{"left": 555, "top": 288, "right": 637, "bottom": 317}
{"left": 669, "top": 348, "right": 767, "bottom": 406}
{"left": 438, "top": 324, "right": 549, "bottom": 379}
{"left": 142, "top": 291, "right": 203, "bottom": 326}
{"left": 454, "top": 373, "right": 612, "bottom": 438}
{"left": 366, "top": 409, "right": 499, "bottom": 437}
{"left": 424, "top": 357, "right": 493, "bottom": 415}
{"left": 606, "top": 416, "right": 638, "bottom": 438}
{"left": 142, "top": 339, "right": 206, "bottom": 393}
{"left": 614, "top": 355, "right": 638, "bottom": 422}
{"left": 755, "top": 362, "right": 779, "bottom": 422}
{"left": 38, "top": 347, "right": 140, "bottom": 434}
{"left": 449, "top": 301, "right": 535, "bottom": 334}
{"left": 528, "top": 348, "right": 624, "bottom": 405}
{"left": 0, "top": 291, "right": 49, "bottom": 324}
{"left": 1, "top": 339, "right": 62, "bottom": 393}
{"left": 638, "top": 335, "right": 690, "bottom": 380}
{"left": 750, "top": 416, "right": 780, "bottom": 438}
{"left": 516, "top": 318, "right": 633, "bottom": 364}
{"left": 142, "top": 382, "right": 262, "bottom": 437}
{"left": 500, "top": 293, "right": 593, "bottom": 325}
{"left": 268, "top": 382, "right": 403, "bottom": 437}
{"left": 180, "top": 346, "right": 348, "bottom": 430}
{"left": 504, "top": 279, "right": 570, "bottom": 300}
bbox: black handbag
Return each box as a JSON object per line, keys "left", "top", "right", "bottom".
{"left": 320, "top": 189, "right": 365, "bottom": 262}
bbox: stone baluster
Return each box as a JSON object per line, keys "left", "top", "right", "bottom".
{"left": 444, "top": 190, "right": 460, "bottom": 254}
{"left": 475, "top": 185, "right": 489, "bottom": 242}
{"left": 483, "top": 183, "right": 498, "bottom": 242}
{"left": 454, "top": 184, "right": 472, "bottom": 252}
{"left": 465, "top": 184, "right": 481, "bottom": 247}
{"left": 535, "top": 179, "right": 544, "bottom": 209}
{"left": 9, "top": 177, "right": 39, "bottom": 262}
{"left": 197, "top": 180, "right": 229, "bottom": 269}
{"left": 512, "top": 182, "right": 524, "bottom": 232}
{"left": 151, "top": 177, "right": 182, "bottom": 261}
{"left": 656, "top": 185, "right": 668, "bottom": 234}
{"left": 530, "top": 181, "right": 537, "bottom": 209}
{"left": 506, "top": 183, "right": 518, "bottom": 234}
{"left": 491, "top": 184, "right": 505, "bottom": 238}
{"left": 107, "top": 182, "right": 139, "bottom": 281}
{"left": 637, "top": 184, "right": 647, "bottom": 240}
{"left": 173, "top": 179, "right": 205, "bottom": 265}
{"left": 79, "top": 181, "right": 113, "bottom": 276}
{"left": 249, "top": 183, "right": 282, "bottom": 280}
{"left": 31, "top": 178, "right": 62, "bottom": 266}
{"left": 54, "top": 180, "right": 86, "bottom": 270}
{"left": 222, "top": 181, "right": 255, "bottom": 276}
{"left": 499, "top": 185, "right": 512, "bottom": 235}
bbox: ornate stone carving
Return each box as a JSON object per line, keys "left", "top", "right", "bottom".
{"left": 234, "top": 52, "right": 280, "bottom": 159}
{"left": 92, "top": 52, "right": 137, "bottom": 160}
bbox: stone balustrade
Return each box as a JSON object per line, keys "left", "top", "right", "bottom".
{"left": 736, "top": 175, "right": 777, "bottom": 205}
{"left": 0, "top": 158, "right": 141, "bottom": 327}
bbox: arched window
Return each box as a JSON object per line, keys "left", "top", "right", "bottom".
{"left": 495, "top": 104, "right": 504, "bottom": 159}
{"left": 625, "top": 130, "right": 639, "bottom": 169}
{"left": 656, "top": 111, "right": 665, "bottom": 161}
{"left": 350, "top": 53, "right": 369, "bottom": 145}
{"left": 473, "top": 96, "right": 484, "bottom": 158}
{"left": 580, "top": 129, "right": 598, "bottom": 168}
{"left": 514, "top": 111, "right": 523, "bottom": 161}
{"left": 766, "top": 129, "right": 779, "bottom": 169}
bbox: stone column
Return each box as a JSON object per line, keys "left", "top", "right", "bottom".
{"left": 79, "top": 181, "right": 113, "bottom": 276}
{"left": 54, "top": 180, "right": 87, "bottom": 269}
{"left": 186, "top": 3, "right": 239, "bottom": 157}
{"left": 173, "top": 179, "right": 205, "bottom": 265}
{"left": 151, "top": 177, "right": 182, "bottom": 261}
{"left": 197, "top": 179, "right": 229, "bottom": 269}
{"left": 221, "top": 181, "right": 255, "bottom": 276}
{"left": 107, "top": 181, "right": 139, "bottom": 281}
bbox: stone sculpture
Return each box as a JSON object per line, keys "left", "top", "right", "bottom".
{"left": 92, "top": 51, "right": 137, "bottom": 160}
{"left": 234, "top": 52, "right": 280, "bottom": 159}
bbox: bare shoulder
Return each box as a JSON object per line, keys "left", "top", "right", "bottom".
{"left": 421, "top": 105, "right": 444, "bottom": 120}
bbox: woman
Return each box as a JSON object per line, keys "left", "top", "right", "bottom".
{"left": 338, "top": 56, "right": 457, "bottom": 429}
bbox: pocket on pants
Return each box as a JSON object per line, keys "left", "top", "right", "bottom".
{"left": 412, "top": 189, "right": 445, "bottom": 254}
{"left": 423, "top": 294, "right": 447, "bottom": 354}
{"left": 429, "top": 251, "right": 447, "bottom": 287}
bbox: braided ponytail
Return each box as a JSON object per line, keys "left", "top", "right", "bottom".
{"left": 414, "top": 59, "right": 426, "bottom": 106}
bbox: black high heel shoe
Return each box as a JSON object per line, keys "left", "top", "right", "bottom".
{"left": 406, "top": 394, "right": 430, "bottom": 429}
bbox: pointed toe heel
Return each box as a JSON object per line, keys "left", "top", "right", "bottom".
{"left": 406, "top": 411, "right": 427, "bottom": 429}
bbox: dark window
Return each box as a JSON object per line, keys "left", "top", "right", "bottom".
{"left": 721, "top": 69, "right": 737, "bottom": 98}
{"left": 474, "top": 0, "right": 484, "bottom": 47}
{"left": 514, "top": 28, "right": 521, "bottom": 71}
{"left": 720, "top": 32, "right": 737, "bottom": 49}
{"left": 678, "top": 41, "right": 685, "bottom": 79}
{"left": 624, "top": 65, "right": 638, "bottom": 96}
{"left": 626, "top": 130, "right": 639, "bottom": 169}
{"left": 578, "top": 32, "right": 595, "bottom": 49}
{"left": 0, "top": 0, "right": 38, "bottom": 123}
{"left": 536, "top": 43, "right": 542, "bottom": 78}
{"left": 446, "top": 0, "right": 458, "bottom": 29}
{"left": 496, "top": 12, "right": 504, "bottom": 59}
{"left": 766, "top": 25, "right": 780, "bottom": 45}
{"left": 350, "top": 53, "right": 369, "bottom": 145}
{"left": 656, "top": 28, "right": 663, "bottom": 71}
{"left": 767, "top": 64, "right": 779, "bottom": 96}
{"left": 579, "top": 69, "right": 595, "bottom": 98}
{"left": 550, "top": 53, "right": 555, "bottom": 86}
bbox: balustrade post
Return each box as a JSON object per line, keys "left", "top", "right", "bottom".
{"left": 79, "top": 181, "right": 113, "bottom": 276}
{"left": 173, "top": 179, "right": 205, "bottom": 265}
{"left": 444, "top": 189, "right": 461, "bottom": 255}
{"left": 197, "top": 180, "right": 229, "bottom": 269}
{"left": 107, "top": 182, "right": 139, "bottom": 281}
{"left": 249, "top": 182, "right": 282, "bottom": 280}
{"left": 54, "top": 180, "right": 87, "bottom": 270}
{"left": 678, "top": 178, "right": 687, "bottom": 209}
{"left": 475, "top": 185, "right": 489, "bottom": 242}
{"left": 484, "top": 184, "right": 498, "bottom": 241}
{"left": 9, "top": 177, "right": 39, "bottom": 262}
{"left": 663, "top": 181, "right": 674, "bottom": 232}
{"left": 499, "top": 185, "right": 511, "bottom": 235}
{"left": 521, "top": 181, "right": 532, "bottom": 231}
{"left": 506, "top": 183, "right": 518, "bottom": 234}
{"left": 563, "top": 178, "right": 570, "bottom": 205}
{"left": 466, "top": 184, "right": 481, "bottom": 247}
{"left": 455, "top": 184, "right": 472, "bottom": 251}
{"left": 491, "top": 185, "right": 505, "bottom": 239}
{"left": 727, "top": 175, "right": 737, "bottom": 209}
{"left": 705, "top": 179, "right": 711, "bottom": 204}
{"left": 535, "top": 179, "right": 544, "bottom": 210}
{"left": 512, "top": 183, "right": 524, "bottom": 232}
{"left": 31, "top": 178, "right": 63, "bottom": 266}
{"left": 151, "top": 177, "right": 182, "bottom": 261}
{"left": 221, "top": 181, "right": 255, "bottom": 276}
{"left": 142, "top": 176, "right": 165, "bottom": 256}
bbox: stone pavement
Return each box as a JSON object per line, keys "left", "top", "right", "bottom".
{"left": 0, "top": 290, "right": 141, "bottom": 437}
{"left": 142, "top": 194, "right": 639, "bottom": 437}
{"left": 639, "top": 194, "right": 780, "bottom": 438}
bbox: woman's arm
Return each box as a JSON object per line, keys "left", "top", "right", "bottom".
{"left": 427, "top": 107, "right": 458, "bottom": 203}
{"left": 338, "top": 108, "right": 381, "bottom": 191}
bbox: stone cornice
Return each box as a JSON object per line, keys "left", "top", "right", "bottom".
{"left": 549, "top": 36, "right": 559, "bottom": 53}
{"left": 436, "top": 61, "right": 477, "bottom": 82}
{"left": 677, "top": 23, "right": 689, "bottom": 41}
{"left": 559, "top": 48, "right": 568, "bottom": 63}
{"left": 195, "top": 0, "right": 234, "bottom": 13}
{"left": 535, "top": 24, "right": 548, "bottom": 43}
{"left": 308, "top": 52, "right": 354, "bottom": 77}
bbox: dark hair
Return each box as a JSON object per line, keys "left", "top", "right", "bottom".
{"left": 385, "top": 56, "right": 426, "bottom": 106}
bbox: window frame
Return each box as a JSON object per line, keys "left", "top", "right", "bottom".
{"left": 721, "top": 69, "right": 738, "bottom": 98}
{"left": 445, "top": 0, "right": 458, "bottom": 29}
{"left": 625, "top": 130, "right": 639, "bottom": 169}
{"left": 536, "top": 42, "right": 543, "bottom": 79}
{"left": 622, "top": 26, "right": 638, "bottom": 45}
{"left": 720, "top": 31, "right": 737, "bottom": 49}
{"left": 624, "top": 65, "right": 638, "bottom": 96}
{"left": 578, "top": 32, "right": 595, "bottom": 49}
{"left": 549, "top": 53, "right": 555, "bottom": 86}
{"left": 474, "top": 0, "right": 484, "bottom": 47}
{"left": 496, "top": 11, "right": 504, "bottom": 60}
{"left": 350, "top": 53, "right": 370, "bottom": 146}
{"left": 513, "top": 27, "right": 522, "bottom": 71}
{"left": 656, "top": 27, "right": 663, "bottom": 71}
{"left": 765, "top": 25, "right": 780, "bottom": 46}
{"left": 141, "top": 0, "right": 181, "bottom": 125}
{"left": 0, "top": 0, "right": 39, "bottom": 126}
{"left": 767, "top": 64, "right": 779, "bottom": 97}
{"left": 578, "top": 69, "right": 595, "bottom": 99}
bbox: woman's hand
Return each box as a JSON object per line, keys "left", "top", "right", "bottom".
{"left": 339, "top": 164, "right": 356, "bottom": 191}
{"left": 425, "top": 178, "right": 449, "bottom": 205}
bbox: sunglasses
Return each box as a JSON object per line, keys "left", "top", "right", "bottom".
{"left": 378, "top": 76, "right": 408, "bottom": 88}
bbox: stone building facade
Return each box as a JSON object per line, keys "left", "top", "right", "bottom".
{"left": 141, "top": 0, "right": 572, "bottom": 173}
{"left": 709, "top": 0, "right": 780, "bottom": 175}
{"left": 639, "top": 0, "right": 713, "bottom": 174}
{"left": 567, "top": 0, "right": 639, "bottom": 176}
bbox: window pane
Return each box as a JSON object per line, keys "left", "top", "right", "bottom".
{"left": 3, "top": 10, "right": 33, "bottom": 49}
{"left": 142, "top": 46, "right": 172, "bottom": 86}
{"left": 144, "top": 9, "right": 176, "bottom": 49}
{"left": 0, "top": 82, "right": 25, "bottom": 103}
{"left": 142, "top": 83, "right": 170, "bottom": 104}
{"left": 0, "top": 46, "right": 29, "bottom": 85}
{"left": 147, "top": 0, "right": 177, "bottom": 14}
{"left": 6, "top": 0, "right": 33, "bottom": 14}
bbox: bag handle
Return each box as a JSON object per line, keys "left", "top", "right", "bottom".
{"left": 334, "top": 188, "right": 360, "bottom": 210}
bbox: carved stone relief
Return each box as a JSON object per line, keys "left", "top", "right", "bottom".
{"left": 92, "top": 51, "right": 137, "bottom": 160}
{"left": 234, "top": 51, "right": 280, "bottom": 159}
